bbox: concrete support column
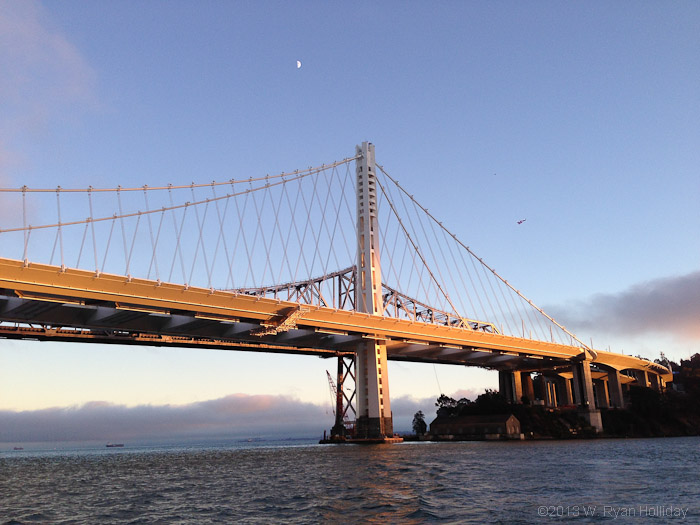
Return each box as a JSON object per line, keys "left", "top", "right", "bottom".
{"left": 608, "top": 370, "right": 625, "bottom": 408}
{"left": 557, "top": 377, "right": 573, "bottom": 406}
{"left": 547, "top": 380, "right": 558, "bottom": 407}
{"left": 534, "top": 375, "right": 546, "bottom": 404}
{"left": 499, "top": 371, "right": 523, "bottom": 404}
{"left": 356, "top": 340, "right": 392, "bottom": 438}
{"left": 499, "top": 370, "right": 513, "bottom": 402}
{"left": 595, "top": 380, "right": 610, "bottom": 409}
{"left": 635, "top": 370, "right": 649, "bottom": 388}
{"left": 522, "top": 373, "right": 535, "bottom": 404}
{"left": 572, "top": 361, "right": 595, "bottom": 409}
{"left": 572, "top": 359, "right": 603, "bottom": 432}
{"left": 513, "top": 371, "right": 523, "bottom": 404}
{"left": 649, "top": 373, "right": 661, "bottom": 391}
{"left": 571, "top": 374, "right": 582, "bottom": 406}
{"left": 543, "top": 380, "right": 551, "bottom": 407}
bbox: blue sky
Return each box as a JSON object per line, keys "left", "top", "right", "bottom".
{"left": 1, "top": 1, "right": 698, "bottom": 442}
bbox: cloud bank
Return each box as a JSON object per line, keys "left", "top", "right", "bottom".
{"left": 0, "top": 394, "right": 329, "bottom": 443}
{"left": 0, "top": 389, "right": 479, "bottom": 443}
{"left": 548, "top": 271, "right": 700, "bottom": 342}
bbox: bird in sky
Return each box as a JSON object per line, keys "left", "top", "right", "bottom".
{"left": 517, "top": 219, "right": 527, "bottom": 225}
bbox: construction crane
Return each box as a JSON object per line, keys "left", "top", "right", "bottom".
{"left": 325, "top": 364, "right": 356, "bottom": 438}
{"left": 326, "top": 370, "right": 338, "bottom": 417}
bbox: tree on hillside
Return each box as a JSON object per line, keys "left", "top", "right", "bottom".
{"left": 681, "top": 353, "right": 700, "bottom": 368}
{"left": 435, "top": 394, "right": 459, "bottom": 416}
{"left": 655, "top": 352, "right": 679, "bottom": 370}
{"left": 412, "top": 411, "right": 427, "bottom": 436}
{"left": 472, "top": 389, "right": 509, "bottom": 414}
{"left": 435, "top": 394, "right": 457, "bottom": 409}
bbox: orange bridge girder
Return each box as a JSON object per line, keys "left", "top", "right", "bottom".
{"left": 0, "top": 257, "right": 671, "bottom": 384}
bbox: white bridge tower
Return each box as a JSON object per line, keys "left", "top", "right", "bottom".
{"left": 354, "top": 142, "right": 393, "bottom": 439}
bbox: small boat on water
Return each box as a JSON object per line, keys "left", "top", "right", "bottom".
{"left": 13, "top": 447, "right": 24, "bottom": 451}
{"left": 105, "top": 443, "right": 124, "bottom": 448}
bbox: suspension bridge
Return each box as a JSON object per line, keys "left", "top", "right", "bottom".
{"left": 0, "top": 142, "right": 670, "bottom": 439}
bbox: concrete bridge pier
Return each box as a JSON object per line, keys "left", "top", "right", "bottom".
{"left": 550, "top": 379, "right": 559, "bottom": 407}
{"left": 543, "top": 377, "right": 557, "bottom": 407}
{"left": 633, "top": 369, "right": 650, "bottom": 388}
{"left": 571, "top": 359, "right": 603, "bottom": 432}
{"left": 536, "top": 375, "right": 571, "bottom": 407}
{"left": 607, "top": 370, "right": 625, "bottom": 408}
{"left": 594, "top": 379, "right": 610, "bottom": 409}
{"left": 649, "top": 373, "right": 662, "bottom": 391}
{"left": 355, "top": 340, "right": 393, "bottom": 438}
{"left": 557, "top": 376, "right": 573, "bottom": 406}
{"left": 522, "top": 373, "right": 535, "bottom": 404}
{"left": 499, "top": 370, "right": 523, "bottom": 404}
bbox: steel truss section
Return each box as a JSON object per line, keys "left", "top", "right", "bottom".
{"left": 230, "top": 267, "right": 356, "bottom": 310}
{"left": 339, "top": 354, "right": 357, "bottom": 424}
{"left": 329, "top": 354, "right": 357, "bottom": 438}
{"left": 381, "top": 283, "right": 498, "bottom": 333}
{"left": 230, "top": 265, "right": 498, "bottom": 333}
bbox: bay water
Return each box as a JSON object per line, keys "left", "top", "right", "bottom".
{"left": 2, "top": 436, "right": 698, "bottom": 523}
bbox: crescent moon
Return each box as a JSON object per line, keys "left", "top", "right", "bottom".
{"left": 296, "top": 60, "right": 302, "bottom": 69}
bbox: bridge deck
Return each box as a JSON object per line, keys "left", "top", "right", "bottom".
{"left": 0, "top": 258, "right": 671, "bottom": 380}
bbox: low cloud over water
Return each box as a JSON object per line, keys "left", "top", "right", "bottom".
{"left": 1, "top": 392, "right": 455, "bottom": 443}
{"left": 0, "top": 394, "right": 328, "bottom": 443}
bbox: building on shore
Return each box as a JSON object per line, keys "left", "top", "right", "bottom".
{"left": 429, "top": 414, "right": 523, "bottom": 440}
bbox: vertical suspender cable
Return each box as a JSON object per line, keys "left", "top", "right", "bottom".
{"left": 126, "top": 213, "right": 141, "bottom": 277}
{"left": 57, "top": 187, "right": 64, "bottom": 268}
{"left": 168, "top": 185, "right": 188, "bottom": 285}
{"left": 101, "top": 214, "right": 116, "bottom": 273}
{"left": 22, "top": 186, "right": 28, "bottom": 262}
{"left": 76, "top": 222, "right": 88, "bottom": 268}
{"left": 117, "top": 186, "right": 130, "bottom": 275}
{"left": 144, "top": 186, "right": 159, "bottom": 281}
{"left": 88, "top": 187, "right": 99, "bottom": 273}
{"left": 210, "top": 183, "right": 235, "bottom": 290}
